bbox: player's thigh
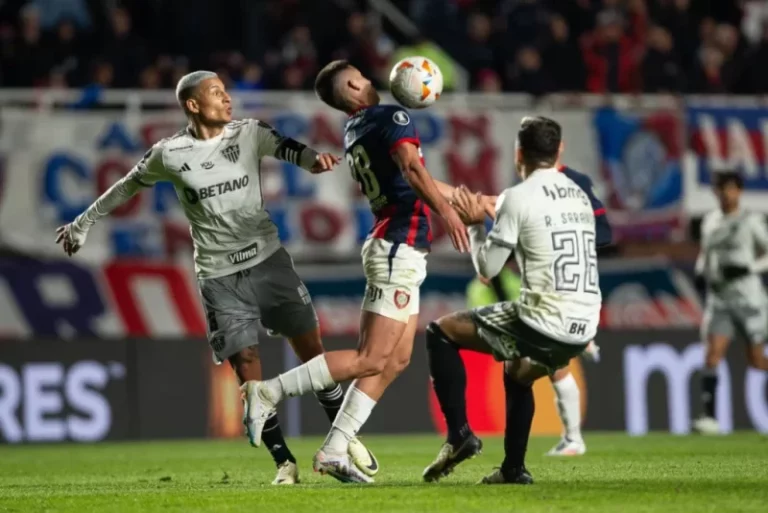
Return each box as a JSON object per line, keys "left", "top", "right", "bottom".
{"left": 388, "top": 313, "right": 419, "bottom": 372}
{"left": 359, "top": 239, "right": 426, "bottom": 357}
{"left": 733, "top": 303, "right": 768, "bottom": 346}
{"left": 472, "top": 301, "right": 587, "bottom": 376}
{"left": 504, "top": 357, "right": 550, "bottom": 385}
{"left": 198, "top": 273, "right": 262, "bottom": 366}
{"left": 251, "top": 248, "right": 320, "bottom": 350}
{"left": 361, "top": 239, "right": 426, "bottom": 323}
{"left": 435, "top": 310, "right": 495, "bottom": 354}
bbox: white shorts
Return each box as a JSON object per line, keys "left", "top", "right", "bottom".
{"left": 361, "top": 238, "right": 427, "bottom": 323}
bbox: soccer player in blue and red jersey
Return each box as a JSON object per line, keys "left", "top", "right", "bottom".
{"left": 239, "top": 60, "right": 494, "bottom": 483}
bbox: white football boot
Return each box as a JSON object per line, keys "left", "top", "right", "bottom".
{"left": 240, "top": 381, "right": 278, "bottom": 447}
{"left": 546, "top": 437, "right": 587, "bottom": 456}
{"left": 348, "top": 437, "right": 380, "bottom": 477}
{"left": 272, "top": 461, "right": 299, "bottom": 485}
{"left": 693, "top": 416, "right": 721, "bottom": 435}
{"left": 313, "top": 448, "right": 373, "bottom": 484}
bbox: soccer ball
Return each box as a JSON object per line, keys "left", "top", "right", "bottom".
{"left": 389, "top": 56, "right": 443, "bottom": 109}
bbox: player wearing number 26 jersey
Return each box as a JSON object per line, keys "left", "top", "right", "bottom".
{"left": 422, "top": 116, "right": 602, "bottom": 487}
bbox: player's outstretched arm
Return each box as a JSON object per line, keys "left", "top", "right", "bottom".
{"left": 254, "top": 120, "right": 339, "bottom": 173}
{"left": 55, "top": 147, "right": 165, "bottom": 256}
{"left": 391, "top": 141, "right": 469, "bottom": 252}
{"left": 453, "top": 186, "right": 514, "bottom": 279}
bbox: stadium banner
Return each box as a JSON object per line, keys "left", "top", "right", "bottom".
{"left": 0, "top": 255, "right": 701, "bottom": 340}
{"left": 684, "top": 104, "right": 768, "bottom": 215}
{"left": 3, "top": 330, "right": 765, "bottom": 444}
{"left": 592, "top": 106, "right": 686, "bottom": 241}
{"left": 0, "top": 106, "right": 601, "bottom": 262}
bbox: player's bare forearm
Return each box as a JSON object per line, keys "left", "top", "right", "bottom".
{"left": 392, "top": 144, "right": 453, "bottom": 218}
{"left": 402, "top": 162, "right": 453, "bottom": 217}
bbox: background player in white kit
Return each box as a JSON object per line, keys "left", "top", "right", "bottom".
{"left": 423, "top": 117, "right": 601, "bottom": 485}
{"left": 54, "top": 70, "right": 378, "bottom": 484}
{"left": 693, "top": 171, "right": 768, "bottom": 435}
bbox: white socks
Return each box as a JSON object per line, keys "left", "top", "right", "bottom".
{"left": 265, "top": 354, "right": 336, "bottom": 402}
{"left": 553, "top": 373, "right": 583, "bottom": 443}
{"left": 323, "top": 386, "right": 377, "bottom": 453}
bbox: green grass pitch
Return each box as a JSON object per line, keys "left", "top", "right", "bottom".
{"left": 1, "top": 433, "right": 767, "bottom": 512}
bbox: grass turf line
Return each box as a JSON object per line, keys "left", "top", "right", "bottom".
{"left": 1, "top": 433, "right": 767, "bottom": 513}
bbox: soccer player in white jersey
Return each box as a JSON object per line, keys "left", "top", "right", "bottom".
{"left": 54, "top": 70, "right": 379, "bottom": 484}
{"left": 693, "top": 171, "right": 768, "bottom": 435}
{"left": 422, "top": 116, "right": 601, "bottom": 485}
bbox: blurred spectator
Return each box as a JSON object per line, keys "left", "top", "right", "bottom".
{"left": 652, "top": 0, "right": 698, "bottom": 68}
{"left": 476, "top": 68, "right": 502, "bottom": 93}
{"left": 281, "top": 24, "right": 317, "bottom": 78}
{"left": 12, "top": 4, "right": 49, "bottom": 86}
{"left": 688, "top": 44, "right": 727, "bottom": 93}
{"left": 335, "top": 12, "right": 394, "bottom": 88}
{"left": 742, "top": 0, "right": 768, "bottom": 45}
{"left": 282, "top": 64, "right": 307, "bottom": 90}
{"left": 103, "top": 7, "right": 148, "bottom": 88}
{"left": 72, "top": 60, "right": 113, "bottom": 108}
{"left": 714, "top": 24, "right": 747, "bottom": 92}
{"left": 582, "top": 9, "right": 641, "bottom": 93}
{"left": 233, "top": 63, "right": 265, "bottom": 91}
{"left": 744, "top": 23, "right": 768, "bottom": 93}
{"left": 48, "top": 18, "right": 84, "bottom": 86}
{"left": 508, "top": 46, "right": 552, "bottom": 96}
{"left": 139, "top": 66, "right": 161, "bottom": 90}
{"left": 32, "top": 0, "right": 90, "bottom": 30}
{"left": 642, "top": 25, "right": 684, "bottom": 93}
{"left": 462, "top": 13, "right": 500, "bottom": 89}
{"left": 543, "top": 14, "right": 586, "bottom": 92}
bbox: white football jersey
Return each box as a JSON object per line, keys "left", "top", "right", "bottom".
{"left": 490, "top": 168, "right": 602, "bottom": 344}
{"left": 127, "top": 119, "right": 286, "bottom": 279}
{"left": 697, "top": 208, "right": 768, "bottom": 308}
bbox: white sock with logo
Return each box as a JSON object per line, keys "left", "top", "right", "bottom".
{"left": 264, "top": 354, "right": 335, "bottom": 402}
{"left": 553, "top": 373, "right": 583, "bottom": 443}
{"left": 323, "top": 386, "right": 377, "bottom": 454}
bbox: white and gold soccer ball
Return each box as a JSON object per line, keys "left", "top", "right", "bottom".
{"left": 389, "top": 56, "right": 443, "bottom": 109}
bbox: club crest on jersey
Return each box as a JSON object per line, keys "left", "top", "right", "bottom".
{"left": 221, "top": 144, "right": 240, "bottom": 163}
{"left": 201, "top": 161, "right": 214, "bottom": 169}
{"left": 393, "top": 111, "right": 410, "bottom": 126}
{"left": 394, "top": 289, "right": 410, "bottom": 309}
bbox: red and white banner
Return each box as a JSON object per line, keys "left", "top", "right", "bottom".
{"left": 0, "top": 105, "right": 597, "bottom": 262}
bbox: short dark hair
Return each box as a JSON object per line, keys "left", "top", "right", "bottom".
{"left": 713, "top": 171, "right": 743, "bottom": 189}
{"left": 517, "top": 116, "right": 562, "bottom": 169}
{"left": 314, "top": 60, "right": 352, "bottom": 111}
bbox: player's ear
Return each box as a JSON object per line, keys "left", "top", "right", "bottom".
{"left": 558, "top": 140, "right": 565, "bottom": 157}
{"left": 348, "top": 78, "right": 362, "bottom": 92}
{"left": 186, "top": 98, "right": 200, "bottom": 115}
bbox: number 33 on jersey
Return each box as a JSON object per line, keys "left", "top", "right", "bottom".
{"left": 343, "top": 105, "right": 432, "bottom": 249}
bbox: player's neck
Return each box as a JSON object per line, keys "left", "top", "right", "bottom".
{"left": 720, "top": 203, "right": 739, "bottom": 215}
{"left": 188, "top": 122, "right": 225, "bottom": 140}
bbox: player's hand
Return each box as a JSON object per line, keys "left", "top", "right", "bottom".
{"left": 55, "top": 223, "right": 87, "bottom": 256}
{"left": 442, "top": 208, "right": 470, "bottom": 253}
{"left": 721, "top": 264, "right": 750, "bottom": 281}
{"left": 452, "top": 186, "right": 486, "bottom": 225}
{"left": 310, "top": 153, "right": 341, "bottom": 174}
{"left": 481, "top": 195, "right": 497, "bottom": 220}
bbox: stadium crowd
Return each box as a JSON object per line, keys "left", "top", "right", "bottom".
{"left": 0, "top": 0, "right": 766, "bottom": 94}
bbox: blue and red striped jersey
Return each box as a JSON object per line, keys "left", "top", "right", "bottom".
{"left": 558, "top": 164, "right": 613, "bottom": 247}
{"left": 344, "top": 104, "right": 432, "bottom": 249}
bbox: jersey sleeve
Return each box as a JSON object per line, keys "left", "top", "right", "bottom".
{"left": 748, "top": 213, "right": 768, "bottom": 273}
{"left": 251, "top": 119, "right": 318, "bottom": 170}
{"left": 126, "top": 144, "right": 167, "bottom": 187}
{"left": 469, "top": 191, "right": 520, "bottom": 279}
{"left": 487, "top": 192, "right": 520, "bottom": 250}
{"left": 562, "top": 167, "right": 612, "bottom": 247}
{"left": 380, "top": 108, "right": 420, "bottom": 153}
